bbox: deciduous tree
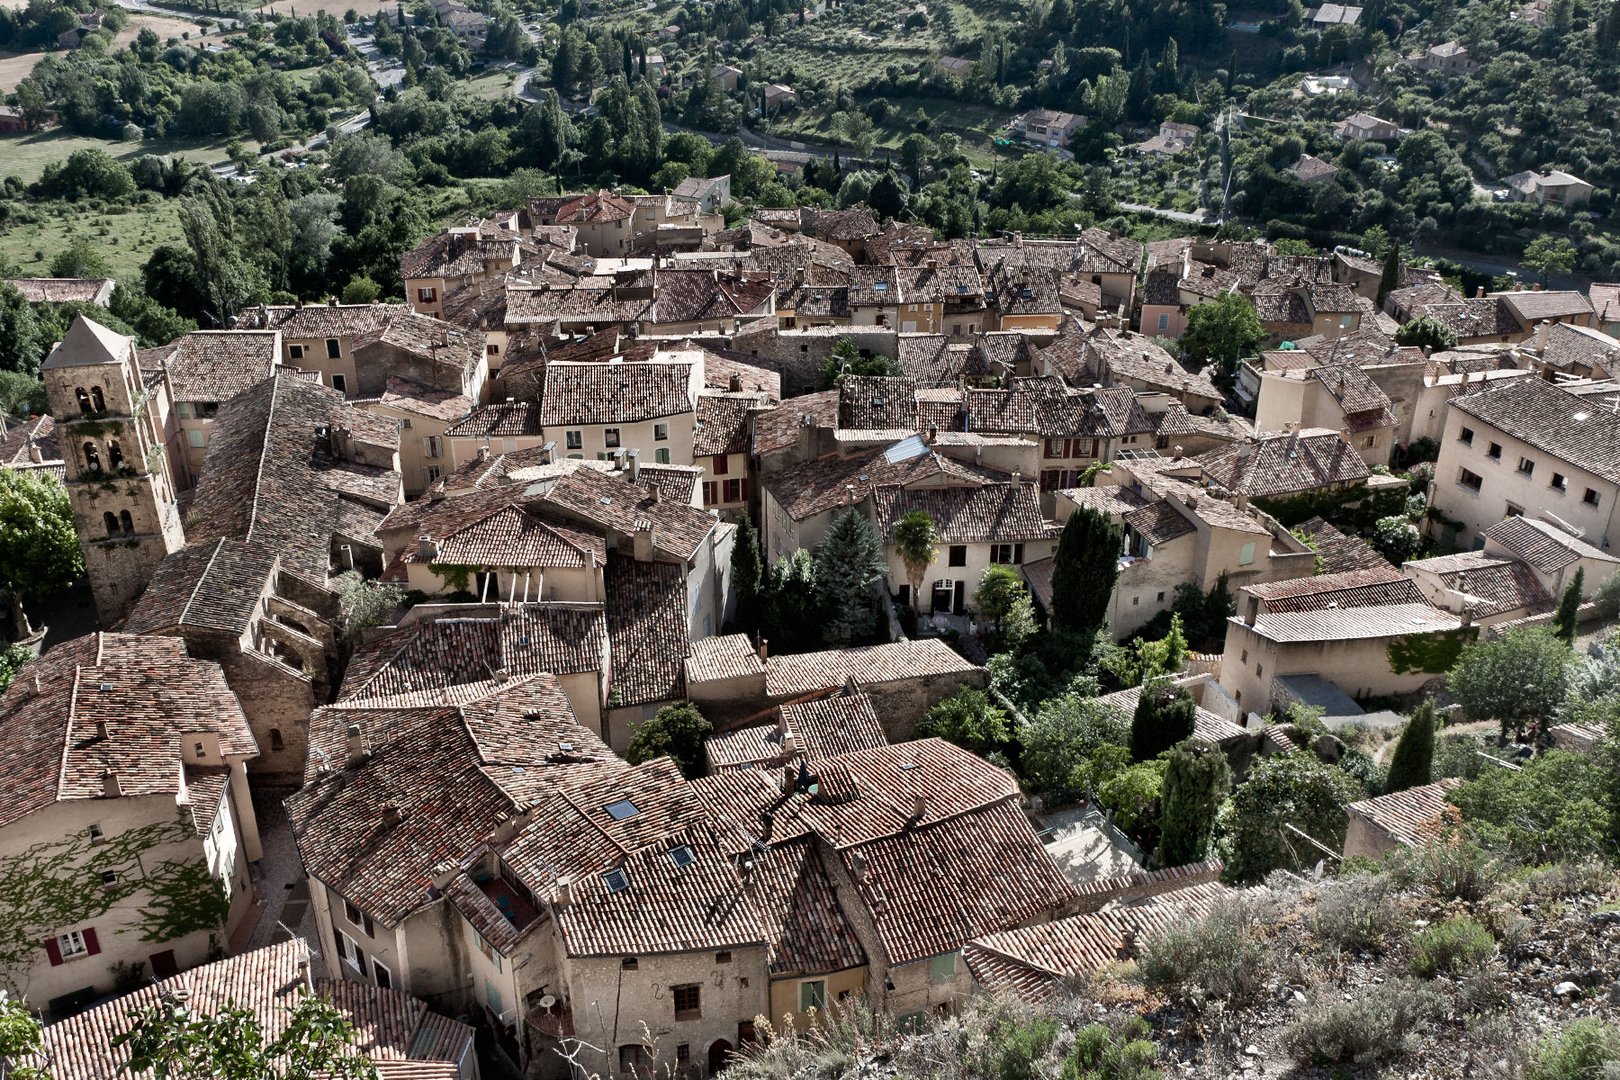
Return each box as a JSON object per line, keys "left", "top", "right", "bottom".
{"left": 626, "top": 701, "right": 713, "bottom": 779}
{"left": 1129, "top": 678, "right": 1197, "bottom": 762}
{"left": 1448, "top": 627, "right": 1574, "bottom": 744}
{"left": 114, "top": 991, "right": 380, "bottom": 1080}
{"left": 1181, "top": 292, "right": 1264, "bottom": 375}
{"left": 0, "top": 470, "right": 82, "bottom": 639}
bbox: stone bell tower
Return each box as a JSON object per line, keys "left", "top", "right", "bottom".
{"left": 42, "top": 315, "right": 186, "bottom": 626}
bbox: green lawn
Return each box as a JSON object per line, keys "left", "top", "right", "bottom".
{"left": 464, "top": 67, "right": 519, "bottom": 101}
{"left": 0, "top": 199, "right": 186, "bottom": 284}
{"left": 0, "top": 129, "right": 251, "bottom": 186}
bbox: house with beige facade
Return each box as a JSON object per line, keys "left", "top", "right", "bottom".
{"left": 240, "top": 303, "right": 408, "bottom": 395}
{"left": 1343, "top": 780, "right": 1462, "bottom": 860}
{"left": 0, "top": 634, "right": 262, "bottom": 1016}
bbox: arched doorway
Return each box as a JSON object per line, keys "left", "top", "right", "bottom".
{"left": 706, "top": 1039, "right": 733, "bottom": 1077}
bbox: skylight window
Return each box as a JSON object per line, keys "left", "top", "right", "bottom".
{"left": 604, "top": 799, "right": 640, "bottom": 821}
{"left": 603, "top": 868, "right": 630, "bottom": 893}
{"left": 668, "top": 845, "right": 696, "bottom": 869}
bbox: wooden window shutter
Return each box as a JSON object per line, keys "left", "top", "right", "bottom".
{"left": 84, "top": 928, "right": 101, "bottom": 956}
{"left": 44, "top": 937, "right": 62, "bottom": 966}
{"left": 364, "top": 914, "right": 375, "bottom": 938}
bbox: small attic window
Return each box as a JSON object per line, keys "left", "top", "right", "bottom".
{"left": 559, "top": 741, "right": 575, "bottom": 752}
{"left": 98, "top": 682, "right": 114, "bottom": 692}
{"left": 603, "top": 868, "right": 630, "bottom": 893}
{"left": 668, "top": 845, "right": 696, "bottom": 869}
{"left": 604, "top": 799, "right": 640, "bottom": 821}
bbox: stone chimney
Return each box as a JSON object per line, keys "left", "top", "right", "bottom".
{"left": 476, "top": 445, "right": 489, "bottom": 462}
{"left": 632, "top": 519, "right": 654, "bottom": 561}
{"left": 912, "top": 793, "right": 927, "bottom": 819}
{"left": 345, "top": 723, "right": 368, "bottom": 767}
{"left": 850, "top": 851, "right": 868, "bottom": 881}
{"left": 627, "top": 448, "right": 641, "bottom": 482}
{"left": 27, "top": 439, "right": 42, "bottom": 464}
{"left": 756, "top": 638, "right": 768, "bottom": 663}
{"left": 782, "top": 730, "right": 797, "bottom": 757}
{"left": 381, "top": 803, "right": 403, "bottom": 827}
{"left": 729, "top": 373, "right": 743, "bottom": 392}
{"left": 295, "top": 956, "right": 313, "bottom": 992}
{"left": 101, "top": 769, "right": 121, "bottom": 798}
{"left": 95, "top": 719, "right": 109, "bottom": 741}
{"left": 431, "top": 860, "right": 460, "bottom": 891}
{"left": 646, "top": 481, "right": 660, "bottom": 504}
{"left": 555, "top": 878, "right": 573, "bottom": 906}
{"left": 417, "top": 535, "right": 438, "bottom": 561}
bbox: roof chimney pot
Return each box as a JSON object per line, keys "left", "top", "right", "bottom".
{"left": 345, "top": 723, "right": 368, "bottom": 767}
{"left": 101, "top": 769, "right": 121, "bottom": 799}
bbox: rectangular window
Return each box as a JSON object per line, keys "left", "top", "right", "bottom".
{"left": 1238, "top": 541, "right": 1256, "bottom": 566}
{"left": 87, "top": 823, "right": 104, "bottom": 843}
{"left": 604, "top": 428, "right": 621, "bottom": 448}
{"left": 654, "top": 423, "right": 668, "bottom": 441}
{"left": 1487, "top": 442, "right": 1502, "bottom": 460}
{"left": 800, "top": 980, "right": 827, "bottom": 1012}
{"left": 566, "top": 430, "right": 583, "bottom": 449}
{"left": 343, "top": 901, "right": 374, "bottom": 937}
{"left": 474, "top": 931, "right": 502, "bottom": 972}
{"left": 372, "top": 959, "right": 392, "bottom": 989}
{"left": 1517, "top": 457, "right": 1534, "bottom": 477}
{"left": 676, "top": 1044, "right": 690, "bottom": 1065}
{"left": 1458, "top": 468, "right": 1483, "bottom": 493}
{"left": 1584, "top": 488, "right": 1602, "bottom": 507}
{"left": 991, "top": 543, "right": 1024, "bottom": 564}
{"left": 928, "top": 952, "right": 958, "bottom": 984}
{"left": 655, "top": 448, "right": 670, "bottom": 464}
{"left": 1459, "top": 427, "right": 1473, "bottom": 445}
{"left": 176, "top": 402, "right": 192, "bottom": 419}
{"left": 326, "top": 339, "right": 341, "bottom": 360}
{"left": 425, "top": 465, "right": 442, "bottom": 483}
{"left": 723, "top": 478, "right": 744, "bottom": 503}
{"left": 338, "top": 931, "right": 364, "bottom": 972}
{"left": 702, "top": 481, "right": 719, "bottom": 506}
{"left": 487, "top": 343, "right": 499, "bottom": 355}
{"left": 58, "top": 930, "right": 88, "bottom": 959}
{"left": 618, "top": 1046, "right": 648, "bottom": 1075}
{"left": 713, "top": 454, "right": 730, "bottom": 476}
{"left": 424, "top": 436, "right": 442, "bottom": 459}
{"left": 187, "top": 429, "right": 206, "bottom": 448}
{"left": 1551, "top": 473, "right": 1568, "bottom": 492}
{"left": 1157, "top": 313, "right": 1170, "bottom": 331}
{"left": 1505, "top": 502, "right": 1524, "bottom": 518}
{"left": 418, "top": 287, "right": 437, "bottom": 303}
{"left": 331, "top": 374, "right": 347, "bottom": 394}
{"left": 289, "top": 344, "right": 305, "bottom": 361}
{"left": 671, "top": 983, "right": 701, "bottom": 1020}
{"left": 947, "top": 546, "right": 966, "bottom": 567}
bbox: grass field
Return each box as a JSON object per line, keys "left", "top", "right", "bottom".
{"left": 0, "top": 199, "right": 186, "bottom": 282}
{"left": 0, "top": 11, "right": 209, "bottom": 93}
{"left": 0, "top": 129, "right": 249, "bottom": 184}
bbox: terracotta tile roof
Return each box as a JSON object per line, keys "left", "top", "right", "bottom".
{"left": 1058, "top": 485, "right": 1149, "bottom": 517}
{"left": 1498, "top": 290, "right": 1593, "bottom": 325}
{"left": 764, "top": 446, "right": 1006, "bottom": 522}
{"left": 842, "top": 797, "right": 1074, "bottom": 965}
{"left": 289, "top": 676, "right": 615, "bottom": 926}
{"left": 0, "top": 633, "right": 255, "bottom": 831}
{"left": 872, "top": 482, "right": 1056, "bottom": 545}
{"left": 340, "top": 605, "right": 609, "bottom": 708}
{"left": 351, "top": 312, "right": 485, "bottom": 382}
{"left": 1247, "top": 602, "right": 1461, "bottom": 642}
{"left": 1405, "top": 551, "right": 1554, "bottom": 617}
{"left": 766, "top": 640, "right": 981, "bottom": 698}
{"left": 245, "top": 303, "right": 407, "bottom": 338}
{"left": 707, "top": 692, "right": 888, "bottom": 771}
{"left": 1308, "top": 363, "right": 1395, "bottom": 425}
{"left": 1244, "top": 566, "right": 1421, "bottom": 611}
{"left": 399, "top": 219, "right": 525, "bottom": 279}
{"left": 1096, "top": 687, "right": 1247, "bottom": 744}
{"left": 1084, "top": 330, "right": 1224, "bottom": 401}
{"left": 163, "top": 331, "right": 280, "bottom": 403}
{"left": 1292, "top": 515, "right": 1388, "bottom": 573}
{"left": 1121, "top": 499, "right": 1196, "bottom": 545}
{"left": 1451, "top": 377, "right": 1620, "bottom": 484}
{"left": 530, "top": 189, "right": 636, "bottom": 224}
{"left": 36, "top": 940, "right": 474, "bottom": 1080}
{"left": 540, "top": 360, "right": 695, "bottom": 426}
{"left": 839, "top": 375, "right": 918, "bottom": 430}
{"left": 1540, "top": 322, "right": 1620, "bottom": 376}
{"left": 1347, "top": 778, "right": 1461, "bottom": 848}
{"left": 685, "top": 633, "right": 765, "bottom": 685}
{"left": 964, "top": 875, "right": 1226, "bottom": 999}
{"left": 124, "top": 538, "right": 280, "bottom": 635}
{"left": 437, "top": 448, "right": 593, "bottom": 493}
{"left": 183, "top": 370, "right": 402, "bottom": 587}
{"left": 0, "top": 413, "right": 58, "bottom": 467}
{"left": 7, "top": 277, "right": 112, "bottom": 304}
{"left": 752, "top": 390, "right": 838, "bottom": 453}
{"left": 442, "top": 402, "right": 544, "bottom": 437}
{"left": 1197, "top": 428, "right": 1370, "bottom": 497}
{"left": 653, "top": 268, "right": 775, "bottom": 322}
{"left": 374, "top": 375, "right": 472, "bottom": 423}
{"left": 1483, "top": 515, "right": 1618, "bottom": 572}
{"left": 806, "top": 208, "right": 879, "bottom": 242}
{"left": 695, "top": 391, "right": 770, "bottom": 455}
{"left": 741, "top": 837, "right": 867, "bottom": 975}
{"left": 604, "top": 555, "right": 688, "bottom": 707}
{"left": 698, "top": 346, "right": 783, "bottom": 399}
{"left": 429, "top": 504, "right": 602, "bottom": 568}
{"left": 1419, "top": 297, "right": 1523, "bottom": 339}
{"left": 532, "top": 463, "right": 716, "bottom": 562}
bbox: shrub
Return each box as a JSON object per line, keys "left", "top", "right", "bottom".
{"left": 1411, "top": 916, "right": 1495, "bottom": 978}
{"left": 1528, "top": 1017, "right": 1620, "bottom": 1080}
{"left": 994, "top": 1015, "right": 1060, "bottom": 1080}
{"left": 1413, "top": 836, "right": 1501, "bottom": 903}
{"left": 1138, "top": 899, "right": 1271, "bottom": 1007}
{"left": 1308, "top": 872, "right": 1405, "bottom": 954}
{"left": 1281, "top": 978, "right": 1444, "bottom": 1066}
{"left": 1061, "top": 1016, "right": 1162, "bottom": 1080}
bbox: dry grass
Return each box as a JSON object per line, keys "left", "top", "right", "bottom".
{"left": 0, "top": 11, "right": 222, "bottom": 93}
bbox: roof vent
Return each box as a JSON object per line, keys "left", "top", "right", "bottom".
{"left": 98, "top": 682, "right": 114, "bottom": 693}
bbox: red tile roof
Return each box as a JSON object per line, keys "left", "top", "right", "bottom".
{"left": 1347, "top": 778, "right": 1462, "bottom": 848}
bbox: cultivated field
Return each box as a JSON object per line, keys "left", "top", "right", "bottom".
{"left": 0, "top": 10, "right": 207, "bottom": 93}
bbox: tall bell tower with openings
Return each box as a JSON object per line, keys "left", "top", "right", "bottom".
{"left": 43, "top": 315, "right": 186, "bottom": 626}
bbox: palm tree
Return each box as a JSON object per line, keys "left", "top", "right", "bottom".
{"left": 892, "top": 509, "right": 939, "bottom": 612}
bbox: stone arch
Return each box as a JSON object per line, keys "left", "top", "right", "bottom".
{"left": 119, "top": 510, "right": 133, "bottom": 537}
{"left": 103, "top": 512, "right": 118, "bottom": 538}
{"left": 83, "top": 442, "right": 102, "bottom": 472}
{"left": 706, "top": 1039, "right": 733, "bottom": 1077}
{"left": 107, "top": 440, "right": 125, "bottom": 470}
{"left": 75, "top": 386, "right": 93, "bottom": 414}
{"left": 90, "top": 385, "right": 106, "bottom": 412}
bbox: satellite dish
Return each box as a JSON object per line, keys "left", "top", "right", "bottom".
{"left": 539, "top": 995, "right": 556, "bottom": 1010}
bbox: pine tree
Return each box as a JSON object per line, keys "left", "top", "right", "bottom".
{"left": 814, "top": 509, "right": 886, "bottom": 645}
{"left": 1385, "top": 699, "right": 1436, "bottom": 793}
{"left": 1159, "top": 740, "right": 1232, "bottom": 866}
{"left": 1049, "top": 506, "right": 1122, "bottom": 634}
{"left": 1376, "top": 242, "right": 1400, "bottom": 308}
{"left": 730, "top": 515, "right": 764, "bottom": 632}
{"left": 1553, "top": 567, "right": 1584, "bottom": 644}
{"left": 1129, "top": 678, "right": 1197, "bottom": 762}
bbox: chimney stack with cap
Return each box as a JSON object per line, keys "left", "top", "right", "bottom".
{"left": 628, "top": 448, "right": 641, "bottom": 482}
{"left": 346, "top": 723, "right": 368, "bottom": 767}
{"left": 381, "top": 803, "right": 403, "bottom": 827}
{"left": 102, "top": 769, "right": 121, "bottom": 799}
{"left": 95, "top": 719, "right": 109, "bottom": 741}
{"left": 555, "top": 878, "right": 573, "bottom": 906}
{"left": 913, "top": 793, "right": 927, "bottom": 819}
{"left": 418, "top": 535, "right": 438, "bottom": 561}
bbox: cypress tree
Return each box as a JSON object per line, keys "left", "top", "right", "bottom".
{"left": 1129, "top": 678, "right": 1197, "bottom": 762}
{"left": 1385, "top": 699, "right": 1436, "bottom": 793}
{"left": 1159, "top": 740, "right": 1232, "bottom": 866}
{"left": 1376, "top": 242, "right": 1400, "bottom": 308}
{"left": 1049, "top": 506, "right": 1122, "bottom": 634}
{"left": 1553, "top": 567, "right": 1584, "bottom": 644}
{"left": 730, "top": 514, "right": 763, "bottom": 632}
